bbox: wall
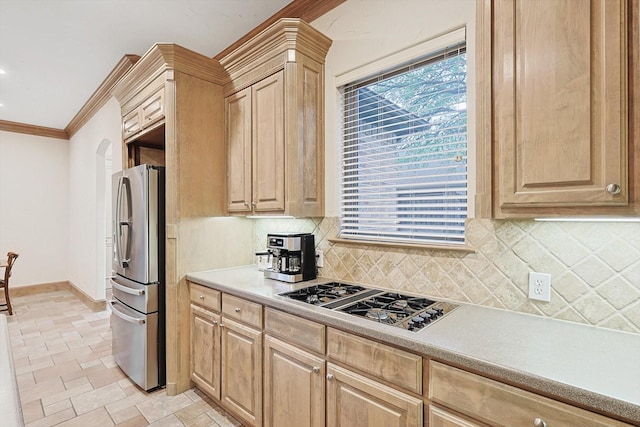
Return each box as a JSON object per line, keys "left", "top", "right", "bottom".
{"left": 250, "top": 0, "right": 640, "bottom": 335}
{"left": 68, "top": 96, "right": 122, "bottom": 300}
{"left": 0, "top": 130, "right": 69, "bottom": 286}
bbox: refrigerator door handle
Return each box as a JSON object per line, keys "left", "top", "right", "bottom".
{"left": 110, "top": 279, "right": 145, "bottom": 296}
{"left": 110, "top": 301, "right": 146, "bottom": 325}
{"left": 115, "top": 176, "right": 132, "bottom": 268}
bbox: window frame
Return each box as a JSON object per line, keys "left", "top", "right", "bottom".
{"left": 333, "top": 28, "right": 473, "bottom": 250}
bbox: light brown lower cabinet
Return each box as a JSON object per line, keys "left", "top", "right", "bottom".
{"left": 263, "top": 335, "right": 325, "bottom": 427}
{"left": 220, "top": 317, "right": 263, "bottom": 427}
{"left": 429, "top": 360, "right": 633, "bottom": 427}
{"left": 189, "top": 287, "right": 631, "bottom": 427}
{"left": 189, "top": 304, "right": 221, "bottom": 400}
{"left": 428, "top": 405, "right": 486, "bottom": 427}
{"left": 326, "top": 363, "right": 423, "bottom": 427}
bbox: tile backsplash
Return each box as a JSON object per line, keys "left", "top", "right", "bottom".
{"left": 253, "top": 217, "right": 640, "bottom": 334}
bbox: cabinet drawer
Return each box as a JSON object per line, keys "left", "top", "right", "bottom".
{"left": 265, "top": 308, "right": 325, "bottom": 354}
{"left": 429, "top": 361, "right": 632, "bottom": 427}
{"left": 189, "top": 283, "right": 221, "bottom": 312}
{"left": 327, "top": 328, "right": 422, "bottom": 394}
{"left": 222, "top": 293, "right": 262, "bottom": 328}
{"left": 429, "top": 405, "right": 486, "bottom": 427}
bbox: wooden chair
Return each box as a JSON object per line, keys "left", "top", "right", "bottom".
{"left": 0, "top": 252, "right": 19, "bottom": 315}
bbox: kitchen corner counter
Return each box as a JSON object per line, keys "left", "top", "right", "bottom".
{"left": 0, "top": 314, "right": 25, "bottom": 427}
{"left": 187, "top": 265, "right": 640, "bottom": 424}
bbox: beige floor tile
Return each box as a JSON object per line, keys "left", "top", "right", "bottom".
{"left": 56, "top": 406, "right": 114, "bottom": 427}
{"left": 174, "top": 400, "right": 215, "bottom": 424}
{"left": 63, "top": 376, "right": 91, "bottom": 390}
{"left": 21, "top": 399, "right": 44, "bottom": 424}
{"left": 11, "top": 290, "right": 243, "bottom": 427}
{"left": 110, "top": 404, "right": 144, "bottom": 424}
{"left": 148, "top": 413, "right": 187, "bottom": 427}
{"left": 41, "top": 380, "right": 94, "bottom": 407}
{"left": 115, "top": 414, "right": 149, "bottom": 427}
{"left": 51, "top": 346, "right": 95, "bottom": 364}
{"left": 184, "top": 413, "right": 219, "bottom": 427}
{"left": 20, "top": 377, "right": 66, "bottom": 404}
{"left": 15, "top": 358, "right": 55, "bottom": 375}
{"left": 17, "top": 371, "right": 36, "bottom": 388}
{"left": 137, "top": 393, "right": 194, "bottom": 423}
{"left": 25, "top": 407, "right": 76, "bottom": 427}
{"left": 43, "top": 398, "right": 73, "bottom": 416}
{"left": 33, "top": 359, "right": 82, "bottom": 383}
{"left": 87, "top": 365, "right": 127, "bottom": 388}
{"left": 207, "top": 409, "right": 240, "bottom": 427}
{"left": 13, "top": 355, "right": 31, "bottom": 368}
{"left": 70, "top": 382, "right": 126, "bottom": 415}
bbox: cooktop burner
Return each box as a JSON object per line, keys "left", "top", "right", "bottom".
{"left": 279, "top": 282, "right": 379, "bottom": 308}
{"left": 278, "top": 282, "right": 457, "bottom": 332}
{"left": 339, "top": 292, "right": 454, "bottom": 331}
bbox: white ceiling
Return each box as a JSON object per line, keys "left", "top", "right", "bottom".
{"left": 0, "top": 0, "right": 291, "bottom": 130}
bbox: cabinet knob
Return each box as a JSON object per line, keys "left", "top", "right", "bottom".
{"left": 212, "top": 320, "right": 218, "bottom": 325}
{"left": 244, "top": 202, "right": 249, "bottom": 207}
{"left": 533, "top": 418, "right": 547, "bottom": 427}
{"left": 326, "top": 374, "right": 334, "bottom": 381}
{"left": 219, "top": 323, "right": 225, "bottom": 328}
{"left": 606, "top": 183, "right": 621, "bottom": 195}
{"left": 312, "top": 367, "right": 320, "bottom": 374}
{"left": 199, "top": 294, "right": 205, "bottom": 300}
{"left": 234, "top": 307, "right": 241, "bottom": 313}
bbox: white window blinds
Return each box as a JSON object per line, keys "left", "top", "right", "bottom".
{"left": 339, "top": 41, "right": 467, "bottom": 246}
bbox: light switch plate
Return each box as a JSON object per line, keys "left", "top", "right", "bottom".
{"left": 528, "top": 272, "right": 551, "bottom": 302}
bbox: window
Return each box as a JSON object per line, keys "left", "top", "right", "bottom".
{"left": 339, "top": 37, "right": 467, "bottom": 246}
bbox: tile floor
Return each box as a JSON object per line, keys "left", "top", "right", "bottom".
{"left": 5, "top": 290, "right": 244, "bottom": 427}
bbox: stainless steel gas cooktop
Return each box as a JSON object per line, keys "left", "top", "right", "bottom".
{"left": 279, "top": 282, "right": 457, "bottom": 332}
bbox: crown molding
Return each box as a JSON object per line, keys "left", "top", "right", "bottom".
{"left": 65, "top": 54, "right": 140, "bottom": 138}
{"left": 214, "top": 0, "right": 345, "bottom": 60}
{"left": 219, "top": 18, "right": 332, "bottom": 84}
{"left": 0, "top": 119, "right": 68, "bottom": 140}
{"left": 112, "top": 43, "right": 227, "bottom": 107}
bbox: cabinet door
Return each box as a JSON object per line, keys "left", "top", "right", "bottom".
{"left": 140, "top": 88, "right": 164, "bottom": 129}
{"left": 264, "top": 335, "right": 325, "bottom": 427}
{"left": 123, "top": 108, "right": 141, "bottom": 140}
{"left": 190, "top": 304, "right": 221, "bottom": 400}
{"left": 226, "top": 87, "right": 253, "bottom": 213}
{"left": 326, "top": 363, "right": 422, "bottom": 427}
{"left": 493, "top": 0, "right": 628, "bottom": 213}
{"left": 221, "top": 317, "right": 263, "bottom": 427}
{"left": 252, "top": 71, "right": 285, "bottom": 212}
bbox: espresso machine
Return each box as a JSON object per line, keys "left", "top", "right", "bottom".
{"left": 264, "top": 232, "right": 316, "bottom": 283}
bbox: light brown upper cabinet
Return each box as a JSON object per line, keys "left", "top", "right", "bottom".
{"left": 122, "top": 86, "right": 165, "bottom": 142}
{"left": 226, "top": 71, "right": 286, "bottom": 213}
{"left": 477, "top": 0, "right": 640, "bottom": 217}
{"left": 220, "top": 19, "right": 332, "bottom": 217}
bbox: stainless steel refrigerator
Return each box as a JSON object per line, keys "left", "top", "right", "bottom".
{"left": 110, "top": 164, "right": 165, "bottom": 391}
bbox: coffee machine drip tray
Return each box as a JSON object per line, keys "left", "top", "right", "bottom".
{"left": 264, "top": 270, "right": 304, "bottom": 283}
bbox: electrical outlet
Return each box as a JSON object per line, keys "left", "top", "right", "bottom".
{"left": 528, "top": 272, "right": 551, "bottom": 302}
{"left": 315, "top": 250, "right": 324, "bottom": 268}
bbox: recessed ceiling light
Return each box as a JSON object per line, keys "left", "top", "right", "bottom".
{"left": 0, "top": 69, "right": 6, "bottom": 75}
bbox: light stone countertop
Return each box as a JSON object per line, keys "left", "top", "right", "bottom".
{"left": 0, "top": 314, "right": 25, "bottom": 427}
{"left": 187, "top": 265, "right": 640, "bottom": 424}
